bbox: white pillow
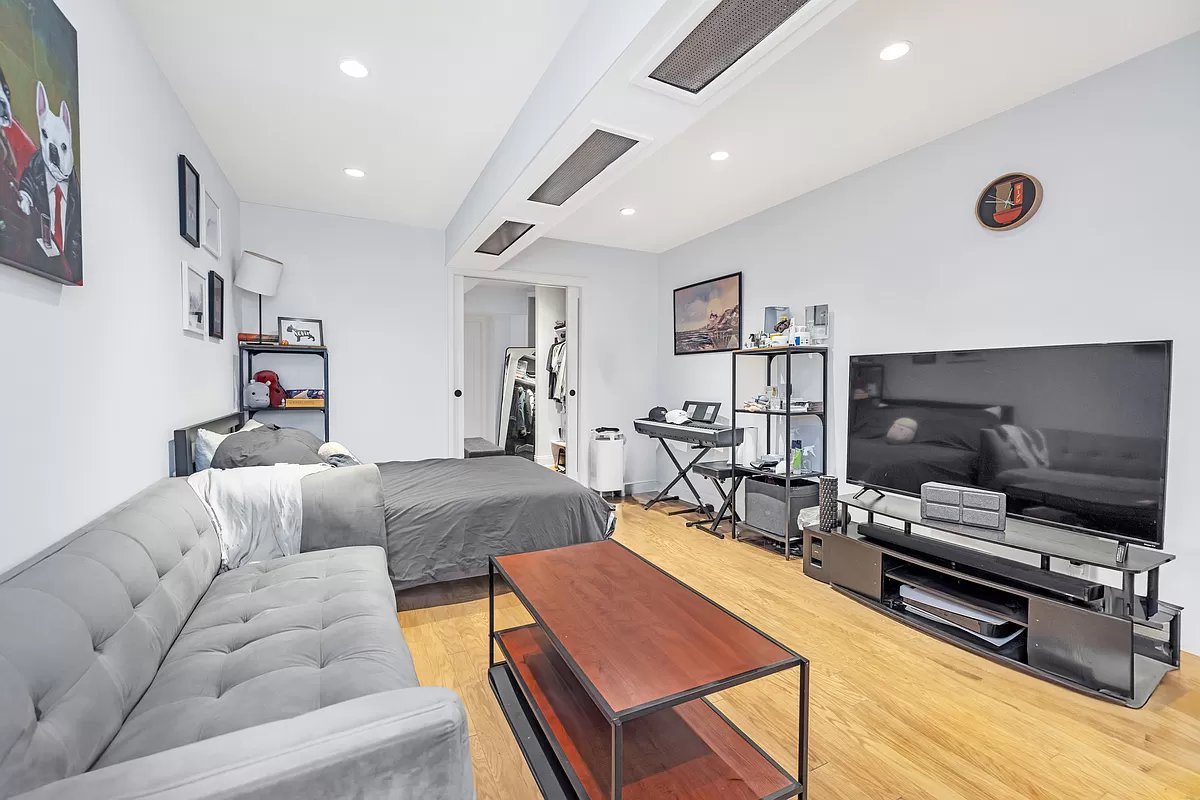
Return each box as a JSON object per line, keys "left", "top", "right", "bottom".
{"left": 239, "top": 419, "right": 265, "bottom": 432}
{"left": 194, "top": 428, "right": 230, "bottom": 472}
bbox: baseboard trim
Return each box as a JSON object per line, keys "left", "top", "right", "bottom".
{"left": 624, "top": 479, "right": 661, "bottom": 497}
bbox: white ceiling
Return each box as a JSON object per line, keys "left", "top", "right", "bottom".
{"left": 550, "top": 0, "right": 1200, "bottom": 253}
{"left": 121, "top": 0, "right": 587, "bottom": 230}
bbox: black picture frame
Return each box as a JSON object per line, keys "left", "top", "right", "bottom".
{"left": 178, "top": 155, "right": 200, "bottom": 247}
{"left": 672, "top": 271, "right": 742, "bottom": 355}
{"left": 207, "top": 270, "right": 224, "bottom": 339}
{"left": 278, "top": 316, "right": 324, "bottom": 347}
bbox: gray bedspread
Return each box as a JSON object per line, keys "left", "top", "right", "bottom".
{"left": 379, "top": 457, "right": 613, "bottom": 591}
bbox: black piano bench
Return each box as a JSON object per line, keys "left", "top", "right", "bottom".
{"left": 687, "top": 461, "right": 743, "bottom": 539}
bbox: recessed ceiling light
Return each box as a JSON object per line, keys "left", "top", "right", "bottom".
{"left": 339, "top": 59, "right": 369, "bottom": 78}
{"left": 344, "top": 167, "right": 366, "bottom": 178}
{"left": 879, "top": 41, "right": 911, "bottom": 61}
{"left": 709, "top": 151, "right": 730, "bottom": 162}
{"left": 619, "top": 207, "right": 637, "bottom": 216}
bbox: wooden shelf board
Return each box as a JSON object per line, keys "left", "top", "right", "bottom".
{"left": 496, "top": 624, "right": 797, "bottom": 800}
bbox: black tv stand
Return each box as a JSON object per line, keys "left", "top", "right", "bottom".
{"left": 802, "top": 492, "right": 1181, "bottom": 708}
{"left": 852, "top": 486, "right": 884, "bottom": 501}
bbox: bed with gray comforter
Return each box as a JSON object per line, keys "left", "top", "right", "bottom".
{"left": 378, "top": 457, "right": 615, "bottom": 590}
{"left": 210, "top": 426, "right": 615, "bottom": 592}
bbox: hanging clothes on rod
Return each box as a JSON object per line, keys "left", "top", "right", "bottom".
{"left": 547, "top": 321, "right": 567, "bottom": 412}
{"left": 498, "top": 348, "right": 537, "bottom": 459}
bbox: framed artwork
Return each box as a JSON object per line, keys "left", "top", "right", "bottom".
{"left": 851, "top": 363, "right": 884, "bottom": 400}
{"left": 278, "top": 316, "right": 323, "bottom": 347}
{"left": 201, "top": 188, "right": 221, "bottom": 257}
{"left": 0, "top": 0, "right": 82, "bottom": 285}
{"left": 181, "top": 261, "right": 205, "bottom": 334}
{"left": 673, "top": 271, "right": 741, "bottom": 355}
{"left": 178, "top": 154, "right": 200, "bottom": 246}
{"left": 976, "top": 172, "right": 1043, "bottom": 231}
{"left": 207, "top": 270, "right": 224, "bottom": 339}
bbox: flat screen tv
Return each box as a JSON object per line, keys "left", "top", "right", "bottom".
{"left": 846, "top": 341, "right": 1171, "bottom": 546}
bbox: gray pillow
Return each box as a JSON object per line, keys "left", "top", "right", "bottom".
{"left": 211, "top": 427, "right": 325, "bottom": 468}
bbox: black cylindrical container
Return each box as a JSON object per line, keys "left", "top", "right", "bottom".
{"left": 818, "top": 475, "right": 839, "bottom": 532}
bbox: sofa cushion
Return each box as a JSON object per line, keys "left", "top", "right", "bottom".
{"left": 0, "top": 479, "right": 220, "bottom": 798}
{"left": 94, "top": 546, "right": 418, "bottom": 768}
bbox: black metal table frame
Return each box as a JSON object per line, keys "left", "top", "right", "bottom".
{"left": 487, "top": 544, "right": 810, "bottom": 800}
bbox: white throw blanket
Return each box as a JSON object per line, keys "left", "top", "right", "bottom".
{"left": 187, "top": 464, "right": 328, "bottom": 569}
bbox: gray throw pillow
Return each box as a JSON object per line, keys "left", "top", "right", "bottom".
{"left": 211, "top": 427, "right": 325, "bottom": 468}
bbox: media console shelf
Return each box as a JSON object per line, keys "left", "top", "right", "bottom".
{"left": 802, "top": 492, "right": 1181, "bottom": 708}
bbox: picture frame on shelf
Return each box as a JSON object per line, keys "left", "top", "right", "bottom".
{"left": 178, "top": 155, "right": 200, "bottom": 247}
{"left": 201, "top": 188, "right": 221, "bottom": 257}
{"left": 278, "top": 316, "right": 323, "bottom": 347}
{"left": 182, "top": 261, "right": 206, "bottom": 334}
{"left": 208, "top": 270, "right": 224, "bottom": 339}
{"left": 672, "top": 271, "right": 741, "bottom": 355}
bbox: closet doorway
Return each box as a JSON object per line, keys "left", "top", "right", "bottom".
{"left": 452, "top": 273, "right": 580, "bottom": 480}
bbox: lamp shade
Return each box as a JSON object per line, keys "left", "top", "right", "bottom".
{"left": 234, "top": 251, "right": 284, "bottom": 297}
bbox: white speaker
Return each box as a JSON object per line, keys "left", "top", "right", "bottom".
{"left": 920, "top": 482, "right": 1006, "bottom": 531}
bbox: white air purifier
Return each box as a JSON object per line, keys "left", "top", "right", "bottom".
{"left": 589, "top": 428, "right": 625, "bottom": 494}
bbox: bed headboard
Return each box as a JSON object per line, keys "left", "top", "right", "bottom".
{"left": 172, "top": 412, "right": 243, "bottom": 477}
{"left": 879, "top": 398, "right": 1015, "bottom": 425}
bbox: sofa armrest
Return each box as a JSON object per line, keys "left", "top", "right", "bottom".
{"left": 301, "top": 463, "right": 387, "bottom": 552}
{"left": 15, "top": 688, "right": 474, "bottom": 800}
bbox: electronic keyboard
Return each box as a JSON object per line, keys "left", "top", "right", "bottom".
{"left": 633, "top": 418, "right": 744, "bottom": 448}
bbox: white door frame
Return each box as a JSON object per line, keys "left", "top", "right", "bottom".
{"left": 462, "top": 315, "right": 487, "bottom": 440}
{"left": 448, "top": 268, "right": 588, "bottom": 484}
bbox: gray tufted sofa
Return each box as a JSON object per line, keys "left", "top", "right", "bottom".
{"left": 0, "top": 478, "right": 474, "bottom": 799}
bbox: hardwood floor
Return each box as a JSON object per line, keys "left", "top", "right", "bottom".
{"left": 396, "top": 499, "right": 1200, "bottom": 800}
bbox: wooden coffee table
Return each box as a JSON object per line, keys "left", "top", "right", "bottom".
{"left": 488, "top": 540, "right": 809, "bottom": 799}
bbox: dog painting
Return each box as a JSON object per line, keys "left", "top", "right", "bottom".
{"left": 278, "top": 317, "right": 324, "bottom": 347}
{"left": 0, "top": 0, "right": 82, "bottom": 286}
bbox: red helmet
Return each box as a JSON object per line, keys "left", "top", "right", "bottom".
{"left": 252, "top": 370, "right": 287, "bottom": 407}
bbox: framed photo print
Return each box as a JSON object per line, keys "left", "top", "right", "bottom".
{"left": 673, "top": 271, "right": 742, "bottom": 355}
{"left": 181, "top": 261, "right": 206, "bottom": 334}
{"left": 278, "top": 316, "right": 323, "bottom": 347}
{"left": 201, "top": 188, "right": 221, "bottom": 257}
{"left": 207, "top": 270, "right": 224, "bottom": 339}
{"left": 178, "top": 155, "right": 200, "bottom": 246}
{"left": 0, "top": 0, "right": 83, "bottom": 286}
{"left": 851, "top": 363, "right": 884, "bottom": 400}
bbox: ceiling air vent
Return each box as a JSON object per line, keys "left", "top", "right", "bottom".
{"left": 649, "top": 0, "right": 811, "bottom": 94}
{"left": 475, "top": 221, "right": 535, "bottom": 256}
{"left": 529, "top": 129, "right": 638, "bottom": 206}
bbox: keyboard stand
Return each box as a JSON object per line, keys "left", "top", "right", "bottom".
{"left": 643, "top": 436, "right": 714, "bottom": 520}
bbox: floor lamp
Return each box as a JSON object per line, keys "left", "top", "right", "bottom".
{"left": 234, "top": 251, "right": 284, "bottom": 342}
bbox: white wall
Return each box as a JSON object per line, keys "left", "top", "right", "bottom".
{"left": 503, "top": 238, "right": 660, "bottom": 492}
{"left": 656, "top": 33, "right": 1200, "bottom": 651}
{"left": 0, "top": 0, "right": 241, "bottom": 569}
{"left": 237, "top": 203, "right": 445, "bottom": 462}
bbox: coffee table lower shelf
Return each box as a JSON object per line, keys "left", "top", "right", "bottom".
{"left": 489, "top": 623, "right": 802, "bottom": 800}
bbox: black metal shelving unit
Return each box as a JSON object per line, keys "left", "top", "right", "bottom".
{"left": 730, "top": 345, "right": 828, "bottom": 560}
{"left": 238, "top": 343, "right": 330, "bottom": 441}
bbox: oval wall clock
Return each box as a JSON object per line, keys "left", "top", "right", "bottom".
{"left": 976, "top": 173, "right": 1043, "bottom": 231}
